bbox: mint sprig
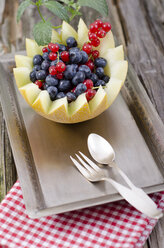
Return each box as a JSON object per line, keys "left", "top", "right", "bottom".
{"left": 33, "top": 21, "right": 52, "bottom": 46}
{"left": 17, "top": 0, "right": 109, "bottom": 46}
{"left": 17, "top": 0, "right": 31, "bottom": 23}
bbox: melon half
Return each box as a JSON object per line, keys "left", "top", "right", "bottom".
{"left": 13, "top": 19, "right": 128, "bottom": 124}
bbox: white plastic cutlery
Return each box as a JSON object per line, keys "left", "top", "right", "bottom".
{"left": 87, "top": 133, "right": 163, "bottom": 219}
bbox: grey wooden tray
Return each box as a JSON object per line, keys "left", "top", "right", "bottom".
{"left": 0, "top": 53, "right": 164, "bottom": 218}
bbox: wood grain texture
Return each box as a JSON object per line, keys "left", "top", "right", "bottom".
{"left": 0, "top": 0, "right": 164, "bottom": 247}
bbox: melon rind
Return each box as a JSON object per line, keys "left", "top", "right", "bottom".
{"left": 13, "top": 19, "right": 128, "bottom": 124}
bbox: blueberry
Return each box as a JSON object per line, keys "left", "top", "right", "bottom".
{"left": 69, "top": 47, "right": 80, "bottom": 53}
{"left": 51, "top": 59, "right": 62, "bottom": 66}
{"left": 30, "top": 71, "right": 37, "bottom": 82}
{"left": 75, "top": 83, "right": 87, "bottom": 97}
{"left": 102, "top": 75, "right": 110, "bottom": 83}
{"left": 80, "top": 51, "right": 88, "bottom": 64}
{"left": 64, "top": 64, "right": 78, "bottom": 80}
{"left": 78, "top": 65, "right": 91, "bottom": 78}
{"left": 58, "top": 44, "right": 67, "bottom": 52}
{"left": 69, "top": 51, "right": 82, "bottom": 64}
{"left": 66, "top": 92, "right": 76, "bottom": 103}
{"left": 58, "top": 80, "right": 72, "bottom": 92}
{"left": 47, "top": 86, "right": 58, "bottom": 101}
{"left": 41, "top": 60, "right": 50, "bottom": 71}
{"left": 56, "top": 92, "right": 66, "bottom": 99}
{"left": 95, "top": 80, "right": 106, "bottom": 87}
{"left": 94, "top": 57, "right": 107, "bottom": 68}
{"left": 42, "top": 52, "right": 49, "bottom": 60}
{"left": 43, "top": 83, "right": 49, "bottom": 90}
{"left": 33, "top": 55, "right": 43, "bottom": 66}
{"left": 66, "top": 37, "right": 77, "bottom": 48}
{"left": 95, "top": 67, "right": 104, "bottom": 78}
{"left": 72, "top": 71, "right": 85, "bottom": 86}
{"left": 36, "top": 70, "right": 47, "bottom": 80}
{"left": 33, "top": 65, "right": 41, "bottom": 71}
{"left": 46, "top": 75, "right": 58, "bottom": 86}
{"left": 90, "top": 73, "right": 98, "bottom": 84}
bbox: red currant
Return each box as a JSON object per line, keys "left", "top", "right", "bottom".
{"left": 83, "top": 79, "right": 94, "bottom": 90}
{"left": 35, "top": 80, "right": 43, "bottom": 89}
{"left": 50, "top": 43, "right": 59, "bottom": 53}
{"left": 86, "top": 89, "right": 96, "bottom": 101}
{"left": 91, "top": 38, "right": 100, "bottom": 47}
{"left": 92, "top": 50, "right": 99, "bottom": 59}
{"left": 89, "top": 32, "right": 97, "bottom": 41}
{"left": 89, "top": 23, "right": 99, "bottom": 33}
{"left": 56, "top": 72, "right": 64, "bottom": 79}
{"left": 97, "top": 29, "right": 106, "bottom": 38}
{"left": 56, "top": 62, "right": 66, "bottom": 72}
{"left": 42, "top": 47, "right": 48, "bottom": 53}
{"left": 49, "top": 66, "right": 57, "bottom": 75}
{"left": 71, "top": 87, "right": 76, "bottom": 93}
{"left": 61, "top": 51, "right": 69, "bottom": 62}
{"left": 48, "top": 43, "right": 54, "bottom": 50}
{"left": 85, "top": 59, "right": 94, "bottom": 71}
{"left": 102, "top": 22, "right": 111, "bottom": 32}
{"left": 95, "top": 19, "right": 103, "bottom": 28}
{"left": 82, "top": 43, "right": 92, "bottom": 54}
{"left": 49, "top": 52, "right": 57, "bottom": 61}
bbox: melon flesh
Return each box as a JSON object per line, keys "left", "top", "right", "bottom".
{"left": 97, "top": 31, "right": 115, "bottom": 56}
{"left": 19, "top": 83, "right": 41, "bottom": 105}
{"left": 51, "top": 29, "right": 61, "bottom": 44}
{"left": 105, "top": 78, "right": 123, "bottom": 106}
{"left": 48, "top": 97, "right": 69, "bottom": 123}
{"left": 110, "top": 61, "right": 128, "bottom": 86}
{"left": 32, "top": 91, "right": 51, "bottom": 117}
{"left": 15, "top": 55, "right": 33, "bottom": 70}
{"left": 89, "top": 86, "right": 108, "bottom": 118}
{"left": 68, "top": 94, "right": 91, "bottom": 123}
{"left": 61, "top": 21, "right": 78, "bottom": 45}
{"left": 13, "top": 67, "right": 31, "bottom": 88}
{"left": 77, "top": 18, "right": 89, "bottom": 47}
{"left": 26, "top": 39, "right": 43, "bottom": 57}
{"left": 13, "top": 19, "right": 128, "bottom": 124}
{"left": 103, "top": 45, "right": 124, "bottom": 76}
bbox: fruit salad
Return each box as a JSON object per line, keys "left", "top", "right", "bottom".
{"left": 14, "top": 19, "right": 128, "bottom": 123}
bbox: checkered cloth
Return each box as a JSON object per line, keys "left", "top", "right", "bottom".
{"left": 0, "top": 181, "right": 163, "bottom": 248}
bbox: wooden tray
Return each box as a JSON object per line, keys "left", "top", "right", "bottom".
{"left": 0, "top": 53, "right": 164, "bottom": 218}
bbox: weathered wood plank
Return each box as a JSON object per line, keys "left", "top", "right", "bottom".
{"left": 0, "top": 101, "right": 17, "bottom": 202}
{"left": 117, "top": 0, "right": 164, "bottom": 122}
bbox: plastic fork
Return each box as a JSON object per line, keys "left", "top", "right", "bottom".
{"left": 70, "top": 152, "right": 163, "bottom": 219}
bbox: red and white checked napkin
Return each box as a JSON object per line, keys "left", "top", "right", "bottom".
{"left": 0, "top": 181, "right": 163, "bottom": 248}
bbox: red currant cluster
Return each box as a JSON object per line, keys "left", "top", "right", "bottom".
{"left": 49, "top": 62, "right": 66, "bottom": 79}
{"left": 82, "top": 19, "right": 111, "bottom": 72}
{"left": 43, "top": 43, "right": 69, "bottom": 80}
{"left": 84, "top": 19, "right": 111, "bottom": 50}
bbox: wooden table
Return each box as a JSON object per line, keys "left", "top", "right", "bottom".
{"left": 0, "top": 0, "right": 164, "bottom": 247}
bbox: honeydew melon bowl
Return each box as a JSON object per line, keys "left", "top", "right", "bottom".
{"left": 13, "top": 19, "right": 128, "bottom": 124}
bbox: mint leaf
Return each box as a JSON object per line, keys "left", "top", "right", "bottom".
{"left": 33, "top": 21, "right": 52, "bottom": 46}
{"left": 44, "top": 1, "right": 69, "bottom": 22}
{"left": 78, "top": 0, "right": 108, "bottom": 17}
{"left": 17, "top": 0, "right": 31, "bottom": 23}
{"left": 59, "top": 0, "right": 70, "bottom": 4}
